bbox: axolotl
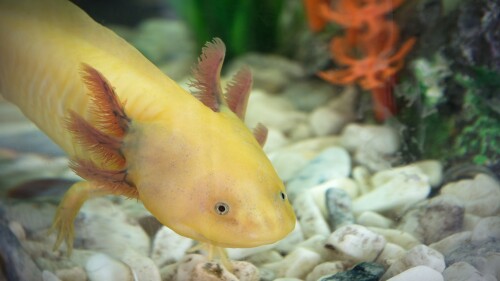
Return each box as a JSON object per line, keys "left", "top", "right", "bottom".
{"left": 0, "top": 0, "right": 296, "bottom": 262}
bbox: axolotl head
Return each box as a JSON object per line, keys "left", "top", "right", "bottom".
{"left": 126, "top": 38, "right": 296, "bottom": 248}
{"left": 128, "top": 108, "right": 296, "bottom": 248}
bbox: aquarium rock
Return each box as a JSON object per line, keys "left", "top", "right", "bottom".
{"left": 85, "top": 253, "right": 134, "bottom": 281}
{"left": 151, "top": 226, "right": 193, "bottom": 266}
{"left": 440, "top": 174, "right": 500, "bottom": 217}
{"left": 325, "top": 188, "right": 355, "bottom": 230}
{"left": 326, "top": 224, "right": 386, "bottom": 262}
{"left": 317, "top": 262, "right": 384, "bottom": 281}
{"left": 398, "top": 195, "right": 465, "bottom": 244}
{"left": 385, "top": 265, "right": 443, "bottom": 281}
{"left": 380, "top": 245, "right": 445, "bottom": 280}
{"left": 286, "top": 146, "right": 351, "bottom": 200}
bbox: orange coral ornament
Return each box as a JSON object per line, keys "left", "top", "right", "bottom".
{"left": 304, "top": 0, "right": 416, "bottom": 121}
{"left": 318, "top": 26, "right": 416, "bottom": 91}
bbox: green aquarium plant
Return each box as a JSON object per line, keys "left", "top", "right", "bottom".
{"left": 397, "top": 63, "right": 500, "bottom": 168}
{"left": 169, "top": 0, "right": 285, "bottom": 60}
{"left": 452, "top": 68, "right": 500, "bottom": 166}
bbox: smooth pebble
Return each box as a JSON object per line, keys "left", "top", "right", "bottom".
{"left": 429, "top": 231, "right": 472, "bottom": 257}
{"left": 398, "top": 195, "right": 464, "bottom": 244}
{"left": 353, "top": 167, "right": 430, "bottom": 214}
{"left": 305, "top": 261, "right": 347, "bottom": 281}
{"left": 441, "top": 174, "right": 500, "bottom": 217}
{"left": 381, "top": 245, "right": 445, "bottom": 280}
{"left": 356, "top": 211, "right": 394, "bottom": 228}
{"left": 340, "top": 124, "right": 400, "bottom": 155}
{"left": 409, "top": 160, "right": 443, "bottom": 187}
{"left": 151, "top": 226, "right": 193, "bottom": 266}
{"left": 471, "top": 216, "right": 500, "bottom": 242}
{"left": 77, "top": 198, "right": 150, "bottom": 257}
{"left": 121, "top": 248, "right": 161, "bottom": 281}
{"left": 386, "top": 265, "right": 443, "bottom": 281}
{"left": 443, "top": 261, "right": 496, "bottom": 281}
{"left": 326, "top": 224, "right": 386, "bottom": 261}
{"left": 293, "top": 192, "right": 331, "bottom": 238}
{"left": 318, "top": 262, "right": 385, "bottom": 281}
{"left": 85, "top": 253, "right": 133, "bottom": 281}
{"left": 368, "top": 227, "right": 421, "bottom": 249}
{"left": 325, "top": 188, "right": 355, "bottom": 230}
{"left": 55, "top": 267, "right": 87, "bottom": 281}
{"left": 375, "top": 243, "right": 406, "bottom": 268}
{"left": 264, "top": 247, "right": 321, "bottom": 279}
{"left": 42, "top": 271, "right": 62, "bottom": 281}
{"left": 286, "top": 146, "right": 351, "bottom": 200}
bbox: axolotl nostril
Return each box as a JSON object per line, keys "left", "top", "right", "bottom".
{"left": 0, "top": 0, "right": 296, "bottom": 267}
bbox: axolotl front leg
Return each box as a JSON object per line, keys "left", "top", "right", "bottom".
{"left": 50, "top": 64, "right": 138, "bottom": 254}
{"left": 50, "top": 180, "right": 137, "bottom": 254}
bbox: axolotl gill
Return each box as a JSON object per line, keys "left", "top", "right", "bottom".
{"left": 0, "top": 0, "right": 296, "bottom": 262}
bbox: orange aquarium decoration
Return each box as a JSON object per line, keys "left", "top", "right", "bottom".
{"left": 305, "top": 0, "right": 416, "bottom": 121}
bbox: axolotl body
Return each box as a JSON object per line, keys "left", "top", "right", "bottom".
{"left": 0, "top": 0, "right": 296, "bottom": 261}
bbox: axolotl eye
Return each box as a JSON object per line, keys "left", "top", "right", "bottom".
{"left": 280, "top": 191, "right": 287, "bottom": 201}
{"left": 214, "top": 202, "right": 230, "bottom": 215}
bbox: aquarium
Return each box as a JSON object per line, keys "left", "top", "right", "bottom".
{"left": 0, "top": 0, "right": 499, "bottom": 280}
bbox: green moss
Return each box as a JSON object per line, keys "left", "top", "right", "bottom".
{"left": 452, "top": 69, "right": 500, "bottom": 165}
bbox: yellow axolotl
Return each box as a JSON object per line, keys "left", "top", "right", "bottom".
{"left": 0, "top": 0, "right": 296, "bottom": 265}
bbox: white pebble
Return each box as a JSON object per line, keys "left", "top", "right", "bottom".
{"left": 441, "top": 174, "right": 500, "bottom": 217}
{"left": 42, "top": 271, "right": 62, "bottom": 281}
{"left": 484, "top": 253, "right": 500, "bottom": 280}
{"left": 443, "top": 262, "right": 495, "bottom": 281}
{"left": 293, "top": 192, "right": 331, "bottom": 238}
{"left": 286, "top": 146, "right": 351, "bottom": 200}
{"left": 471, "top": 216, "right": 500, "bottom": 242}
{"left": 357, "top": 211, "right": 394, "bottom": 228}
{"left": 464, "top": 214, "right": 482, "bottom": 231}
{"left": 151, "top": 226, "right": 193, "bottom": 266}
{"left": 175, "top": 254, "right": 208, "bottom": 281}
{"left": 121, "top": 248, "right": 161, "bottom": 281}
{"left": 409, "top": 160, "right": 443, "bottom": 187}
{"left": 55, "top": 267, "right": 87, "bottom": 281}
{"left": 227, "top": 243, "right": 277, "bottom": 260}
{"left": 353, "top": 167, "right": 430, "bottom": 214}
{"left": 191, "top": 261, "right": 240, "bottom": 281}
{"left": 354, "top": 147, "right": 393, "bottom": 171}
{"left": 274, "top": 222, "right": 305, "bottom": 254}
{"left": 376, "top": 243, "right": 406, "bottom": 268}
{"left": 309, "top": 178, "right": 360, "bottom": 209}
{"left": 264, "top": 247, "right": 321, "bottom": 279}
{"left": 352, "top": 165, "right": 373, "bottom": 194}
{"left": 381, "top": 245, "right": 445, "bottom": 280}
{"left": 340, "top": 123, "right": 400, "bottom": 154}
{"left": 86, "top": 253, "right": 133, "bottom": 281}
{"left": 8, "top": 221, "right": 26, "bottom": 240}
{"left": 232, "top": 261, "right": 260, "bottom": 281}
{"left": 368, "top": 227, "right": 421, "bottom": 249}
{"left": 305, "top": 261, "right": 346, "bottom": 281}
{"left": 429, "top": 231, "right": 472, "bottom": 257}
{"left": 326, "top": 224, "right": 386, "bottom": 261}
{"left": 309, "top": 106, "right": 346, "bottom": 136}
{"left": 386, "top": 265, "right": 443, "bottom": 281}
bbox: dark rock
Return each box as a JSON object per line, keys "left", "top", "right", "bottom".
{"left": 451, "top": 0, "right": 500, "bottom": 71}
{"left": 319, "top": 262, "right": 385, "bottom": 281}
{"left": 398, "top": 195, "right": 465, "bottom": 244}
{"left": 0, "top": 208, "right": 43, "bottom": 281}
{"left": 445, "top": 239, "right": 500, "bottom": 267}
{"left": 325, "top": 188, "right": 355, "bottom": 230}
